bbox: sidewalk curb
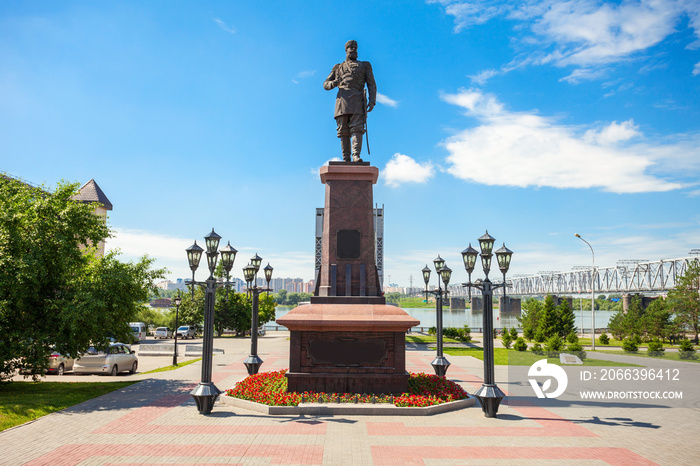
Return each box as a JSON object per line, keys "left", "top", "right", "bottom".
{"left": 220, "top": 394, "right": 476, "bottom": 416}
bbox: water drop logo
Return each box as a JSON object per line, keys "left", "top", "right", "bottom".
{"left": 528, "top": 359, "right": 568, "bottom": 399}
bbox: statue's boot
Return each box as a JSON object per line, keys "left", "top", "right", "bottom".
{"left": 351, "top": 132, "right": 363, "bottom": 163}
{"left": 341, "top": 136, "right": 351, "bottom": 162}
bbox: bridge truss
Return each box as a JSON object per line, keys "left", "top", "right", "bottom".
{"left": 510, "top": 257, "right": 699, "bottom": 296}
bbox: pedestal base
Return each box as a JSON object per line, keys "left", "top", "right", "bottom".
{"left": 277, "top": 302, "right": 419, "bottom": 395}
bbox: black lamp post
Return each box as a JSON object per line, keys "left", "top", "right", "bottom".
{"left": 462, "top": 230, "right": 513, "bottom": 418}
{"left": 461, "top": 244, "right": 478, "bottom": 303}
{"left": 185, "top": 228, "right": 237, "bottom": 415}
{"left": 172, "top": 293, "right": 182, "bottom": 366}
{"left": 243, "top": 255, "right": 272, "bottom": 375}
{"left": 422, "top": 255, "right": 452, "bottom": 377}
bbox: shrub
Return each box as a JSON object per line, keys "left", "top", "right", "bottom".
{"left": 534, "top": 329, "right": 546, "bottom": 343}
{"left": 501, "top": 332, "right": 513, "bottom": 349}
{"left": 622, "top": 337, "right": 639, "bottom": 352}
{"left": 513, "top": 337, "right": 528, "bottom": 351}
{"left": 428, "top": 327, "right": 436, "bottom": 336}
{"left": 567, "top": 342, "right": 583, "bottom": 352}
{"left": 566, "top": 332, "right": 579, "bottom": 344}
{"left": 530, "top": 342, "right": 543, "bottom": 354}
{"left": 443, "top": 325, "right": 472, "bottom": 342}
{"left": 510, "top": 327, "right": 518, "bottom": 340}
{"left": 647, "top": 338, "right": 664, "bottom": 356}
{"left": 545, "top": 335, "right": 563, "bottom": 352}
{"left": 598, "top": 333, "right": 610, "bottom": 345}
{"left": 523, "top": 326, "right": 535, "bottom": 340}
{"left": 679, "top": 339, "right": 698, "bottom": 360}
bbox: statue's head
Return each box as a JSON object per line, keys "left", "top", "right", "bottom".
{"left": 345, "top": 40, "right": 358, "bottom": 60}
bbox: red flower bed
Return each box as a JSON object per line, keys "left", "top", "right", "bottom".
{"left": 225, "top": 370, "right": 469, "bottom": 407}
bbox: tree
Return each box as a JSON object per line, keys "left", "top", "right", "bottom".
{"left": 556, "top": 298, "right": 577, "bottom": 337}
{"left": 667, "top": 261, "right": 700, "bottom": 342}
{"left": 214, "top": 289, "right": 251, "bottom": 337}
{"left": 177, "top": 288, "right": 205, "bottom": 328}
{"left": 537, "top": 295, "right": 558, "bottom": 338}
{"left": 518, "top": 298, "right": 542, "bottom": 340}
{"left": 640, "top": 298, "right": 672, "bottom": 341}
{"left": 0, "top": 177, "right": 165, "bottom": 380}
{"left": 275, "top": 289, "right": 288, "bottom": 305}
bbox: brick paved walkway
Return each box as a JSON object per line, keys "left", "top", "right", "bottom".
{"left": 2, "top": 332, "right": 698, "bottom": 465}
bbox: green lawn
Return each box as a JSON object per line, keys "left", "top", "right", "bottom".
{"left": 406, "top": 335, "right": 462, "bottom": 344}
{"left": 140, "top": 357, "right": 202, "bottom": 374}
{"left": 0, "top": 381, "right": 136, "bottom": 431}
{"left": 442, "top": 347, "right": 640, "bottom": 366}
{"left": 597, "top": 350, "right": 700, "bottom": 363}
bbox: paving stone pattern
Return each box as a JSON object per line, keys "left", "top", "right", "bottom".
{"left": 1, "top": 333, "right": 698, "bottom": 465}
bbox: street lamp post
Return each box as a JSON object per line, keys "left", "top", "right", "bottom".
{"left": 422, "top": 256, "right": 452, "bottom": 377}
{"left": 242, "top": 255, "right": 273, "bottom": 375}
{"left": 172, "top": 293, "right": 182, "bottom": 366}
{"left": 575, "top": 233, "right": 596, "bottom": 351}
{"left": 462, "top": 231, "right": 512, "bottom": 418}
{"left": 461, "top": 244, "right": 478, "bottom": 303}
{"left": 185, "top": 229, "right": 237, "bottom": 415}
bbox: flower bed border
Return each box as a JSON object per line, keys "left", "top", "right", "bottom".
{"left": 220, "top": 393, "right": 475, "bottom": 416}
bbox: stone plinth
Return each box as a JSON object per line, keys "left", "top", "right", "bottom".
{"left": 277, "top": 302, "right": 419, "bottom": 394}
{"left": 276, "top": 161, "right": 420, "bottom": 395}
{"left": 317, "top": 162, "right": 380, "bottom": 298}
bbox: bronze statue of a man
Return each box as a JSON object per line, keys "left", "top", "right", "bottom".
{"left": 324, "top": 40, "right": 377, "bottom": 162}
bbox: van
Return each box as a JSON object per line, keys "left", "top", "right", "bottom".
{"left": 129, "top": 322, "right": 147, "bottom": 342}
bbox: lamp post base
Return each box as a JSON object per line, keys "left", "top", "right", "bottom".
{"left": 474, "top": 384, "right": 505, "bottom": 418}
{"left": 430, "top": 356, "right": 451, "bottom": 377}
{"left": 244, "top": 355, "right": 264, "bottom": 375}
{"left": 190, "top": 382, "right": 221, "bottom": 415}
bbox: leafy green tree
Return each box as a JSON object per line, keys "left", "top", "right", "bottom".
{"left": 214, "top": 289, "right": 251, "bottom": 337}
{"left": 666, "top": 261, "right": 700, "bottom": 341}
{"left": 0, "top": 177, "right": 165, "bottom": 380}
{"left": 274, "top": 289, "right": 288, "bottom": 305}
{"left": 640, "top": 298, "right": 672, "bottom": 341}
{"left": 518, "top": 298, "right": 542, "bottom": 340}
{"left": 177, "top": 288, "right": 205, "bottom": 328}
{"left": 501, "top": 327, "right": 513, "bottom": 349}
{"left": 385, "top": 292, "right": 401, "bottom": 304}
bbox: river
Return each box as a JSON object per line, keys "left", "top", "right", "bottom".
{"left": 267, "top": 305, "right": 616, "bottom": 332}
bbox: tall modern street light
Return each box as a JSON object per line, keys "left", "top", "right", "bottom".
{"left": 172, "top": 293, "right": 182, "bottom": 366}
{"left": 462, "top": 231, "right": 513, "bottom": 418}
{"left": 185, "top": 229, "right": 237, "bottom": 414}
{"left": 575, "top": 233, "right": 596, "bottom": 351}
{"left": 422, "top": 256, "right": 452, "bottom": 376}
{"left": 242, "top": 255, "right": 273, "bottom": 375}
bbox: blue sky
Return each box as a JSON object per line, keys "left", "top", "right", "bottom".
{"left": 2, "top": 1, "right": 699, "bottom": 287}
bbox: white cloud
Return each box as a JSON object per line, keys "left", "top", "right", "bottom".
{"left": 376, "top": 92, "right": 399, "bottom": 107}
{"left": 433, "top": 1, "right": 700, "bottom": 77}
{"left": 213, "top": 18, "right": 236, "bottom": 35}
{"left": 106, "top": 228, "right": 316, "bottom": 281}
{"left": 583, "top": 120, "right": 641, "bottom": 145}
{"left": 382, "top": 153, "right": 435, "bottom": 187}
{"left": 440, "top": 89, "right": 690, "bottom": 193}
{"left": 694, "top": 62, "right": 700, "bottom": 75}
{"left": 559, "top": 67, "right": 608, "bottom": 83}
{"left": 293, "top": 70, "right": 317, "bottom": 84}
{"left": 469, "top": 69, "right": 499, "bottom": 85}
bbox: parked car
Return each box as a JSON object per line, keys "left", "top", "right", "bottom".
{"left": 73, "top": 343, "right": 138, "bottom": 376}
{"left": 154, "top": 327, "right": 173, "bottom": 339}
{"left": 47, "top": 351, "right": 74, "bottom": 375}
{"left": 176, "top": 325, "right": 197, "bottom": 339}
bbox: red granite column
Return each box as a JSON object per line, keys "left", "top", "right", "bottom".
{"left": 318, "top": 162, "right": 380, "bottom": 297}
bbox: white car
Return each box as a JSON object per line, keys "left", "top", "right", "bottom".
{"left": 74, "top": 343, "right": 138, "bottom": 376}
{"left": 154, "top": 327, "right": 173, "bottom": 339}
